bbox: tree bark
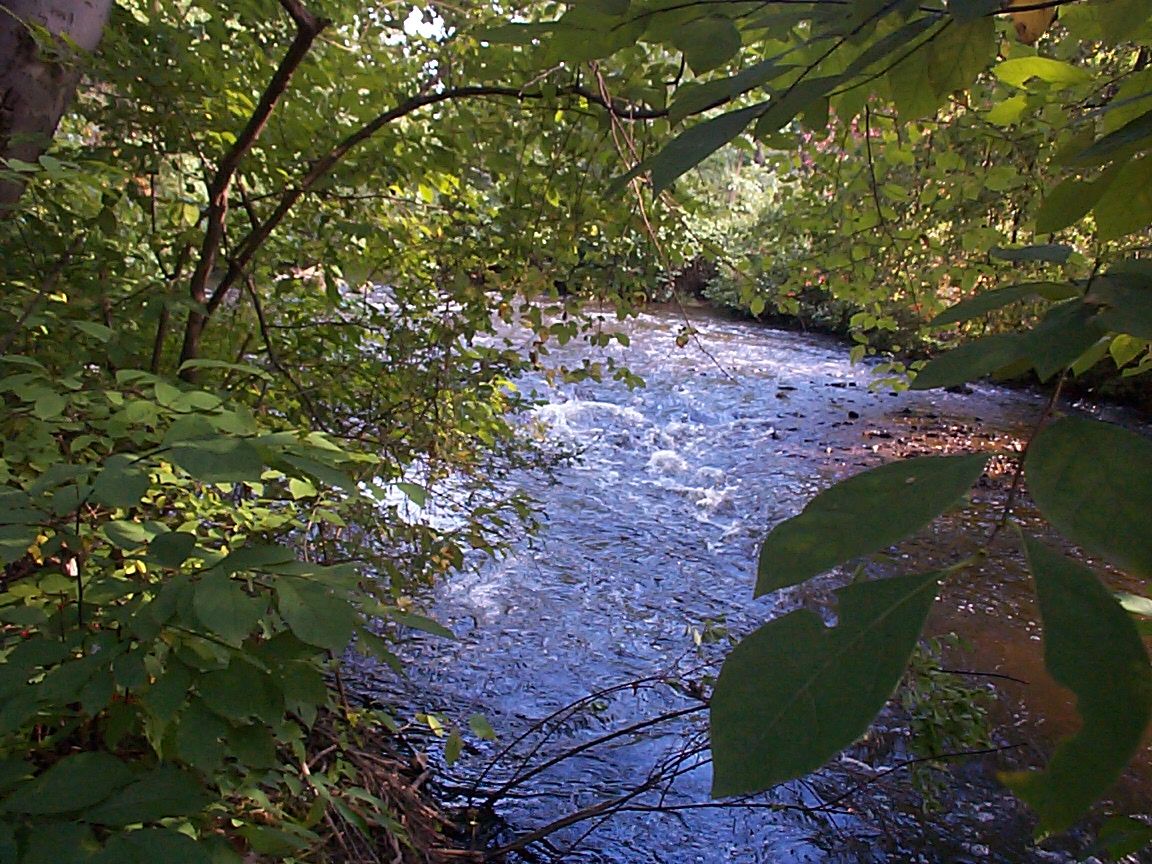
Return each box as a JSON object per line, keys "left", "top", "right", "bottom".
{"left": 0, "top": 0, "right": 113, "bottom": 212}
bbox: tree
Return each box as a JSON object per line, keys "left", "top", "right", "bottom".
{"left": 0, "top": 1, "right": 676, "bottom": 860}
{"left": 0, "top": 0, "right": 114, "bottom": 210}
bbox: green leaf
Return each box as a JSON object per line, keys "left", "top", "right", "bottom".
{"left": 1117, "top": 591, "right": 1152, "bottom": 618}
{"left": 288, "top": 477, "right": 317, "bottom": 499}
{"left": 1003, "top": 539, "right": 1152, "bottom": 834}
{"left": 169, "top": 437, "right": 264, "bottom": 483}
{"left": 674, "top": 16, "right": 742, "bottom": 74}
{"left": 711, "top": 572, "right": 940, "bottom": 796}
{"left": 911, "top": 333, "right": 1027, "bottom": 389}
{"left": 668, "top": 55, "right": 795, "bottom": 125}
{"left": 1086, "top": 272, "right": 1152, "bottom": 339}
{"left": 386, "top": 609, "right": 455, "bottom": 639}
{"left": 1069, "top": 106, "right": 1152, "bottom": 166}
{"left": 193, "top": 572, "right": 266, "bottom": 645}
{"left": 237, "top": 824, "right": 314, "bottom": 856}
{"left": 475, "top": 22, "right": 552, "bottom": 44}
{"left": 993, "top": 57, "right": 1093, "bottom": 89}
{"left": 1089, "top": 0, "right": 1151, "bottom": 43}
{"left": 1093, "top": 815, "right": 1152, "bottom": 859}
{"left": 174, "top": 699, "right": 227, "bottom": 772}
{"left": 209, "top": 543, "right": 297, "bottom": 576}
{"left": 140, "top": 659, "right": 193, "bottom": 724}
{"left": 841, "top": 16, "right": 937, "bottom": 78}
{"left": 103, "top": 519, "right": 163, "bottom": 550}
{"left": 227, "top": 722, "right": 278, "bottom": 768}
{"left": 756, "top": 454, "right": 987, "bottom": 593}
{"left": 984, "top": 93, "right": 1029, "bottom": 127}
{"left": 1025, "top": 417, "right": 1152, "bottom": 578}
{"left": 93, "top": 827, "right": 213, "bottom": 864}
{"left": 616, "top": 103, "right": 766, "bottom": 195}
{"left": 92, "top": 454, "right": 152, "bottom": 509}
{"left": 989, "top": 243, "right": 1074, "bottom": 263}
{"left": 1025, "top": 300, "right": 1110, "bottom": 381}
{"left": 199, "top": 660, "right": 282, "bottom": 724}
{"left": 148, "top": 531, "right": 197, "bottom": 568}
{"left": 32, "top": 391, "right": 67, "bottom": 419}
{"left": 444, "top": 729, "right": 464, "bottom": 764}
{"left": 277, "top": 580, "right": 357, "bottom": 651}
{"left": 0, "top": 753, "right": 133, "bottom": 814}
{"left": 1035, "top": 177, "right": 1109, "bottom": 234}
{"left": 888, "top": 17, "right": 994, "bottom": 118}
{"left": 930, "top": 282, "right": 1080, "bottom": 326}
{"left": 1092, "top": 155, "right": 1152, "bottom": 241}
{"left": 394, "top": 481, "right": 427, "bottom": 507}
{"left": 176, "top": 358, "right": 273, "bottom": 381}
{"left": 753, "top": 76, "right": 844, "bottom": 139}
{"left": 468, "top": 713, "right": 497, "bottom": 740}
{"left": 83, "top": 766, "right": 211, "bottom": 826}
{"left": 22, "top": 822, "right": 96, "bottom": 864}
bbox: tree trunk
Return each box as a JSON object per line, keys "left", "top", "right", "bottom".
{"left": 0, "top": 0, "right": 113, "bottom": 212}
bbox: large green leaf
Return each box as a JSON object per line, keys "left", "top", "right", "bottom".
{"left": 198, "top": 659, "right": 283, "bottom": 724}
{"left": 1025, "top": 300, "right": 1110, "bottom": 381}
{"left": 1003, "top": 539, "right": 1152, "bottom": 834}
{"left": 83, "top": 766, "right": 211, "bottom": 826}
{"left": 21, "top": 822, "right": 96, "bottom": 864}
{"left": 752, "top": 76, "right": 844, "bottom": 139}
{"left": 276, "top": 579, "right": 357, "bottom": 651}
{"left": 930, "top": 282, "right": 1080, "bottom": 327}
{"left": 92, "top": 827, "right": 213, "bottom": 864}
{"left": 1069, "top": 106, "right": 1152, "bottom": 166}
{"left": 92, "top": 454, "right": 151, "bottom": 508}
{"left": 1025, "top": 417, "right": 1152, "bottom": 578}
{"left": 756, "top": 454, "right": 987, "bottom": 594}
{"left": 169, "top": 436, "right": 264, "bottom": 483}
{"left": 147, "top": 531, "right": 197, "bottom": 568}
{"left": 674, "top": 16, "right": 742, "bottom": 74}
{"left": 1034, "top": 176, "right": 1112, "bottom": 234}
{"left": 1092, "top": 155, "right": 1152, "bottom": 241}
{"left": 668, "top": 55, "right": 795, "bottom": 125}
{"left": 616, "top": 103, "right": 766, "bottom": 194}
{"left": 192, "top": 571, "right": 267, "bottom": 645}
{"left": 1086, "top": 271, "right": 1152, "bottom": 339}
{"left": 711, "top": 572, "right": 940, "bottom": 796}
{"left": 0, "top": 753, "right": 133, "bottom": 814}
{"left": 989, "top": 243, "right": 1074, "bottom": 263}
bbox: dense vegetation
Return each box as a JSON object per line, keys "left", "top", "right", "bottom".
{"left": 1, "top": 0, "right": 1150, "bottom": 861}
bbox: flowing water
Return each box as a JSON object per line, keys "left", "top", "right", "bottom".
{"left": 347, "top": 306, "right": 1151, "bottom": 863}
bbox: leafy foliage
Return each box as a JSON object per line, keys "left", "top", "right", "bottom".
{"left": 4, "top": 0, "right": 1152, "bottom": 855}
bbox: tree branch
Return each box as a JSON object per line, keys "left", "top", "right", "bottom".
{"left": 178, "top": 0, "right": 329, "bottom": 376}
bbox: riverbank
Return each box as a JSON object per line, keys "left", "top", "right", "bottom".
{"left": 671, "top": 287, "right": 1152, "bottom": 416}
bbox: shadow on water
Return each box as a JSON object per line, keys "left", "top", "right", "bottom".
{"left": 345, "top": 307, "right": 1152, "bottom": 863}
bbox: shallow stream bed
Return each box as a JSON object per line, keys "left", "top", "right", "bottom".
{"left": 347, "top": 306, "right": 1151, "bottom": 863}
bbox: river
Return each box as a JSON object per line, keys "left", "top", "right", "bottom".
{"left": 346, "top": 305, "right": 1151, "bottom": 863}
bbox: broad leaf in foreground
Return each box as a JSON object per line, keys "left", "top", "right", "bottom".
{"left": 909, "top": 333, "right": 1025, "bottom": 390}
{"left": 1003, "top": 539, "right": 1152, "bottom": 834}
{"left": 757, "top": 454, "right": 986, "bottom": 594}
{"left": 1025, "top": 417, "right": 1152, "bottom": 578}
{"left": 711, "top": 572, "right": 940, "bottom": 796}
{"left": 930, "top": 282, "right": 1080, "bottom": 327}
